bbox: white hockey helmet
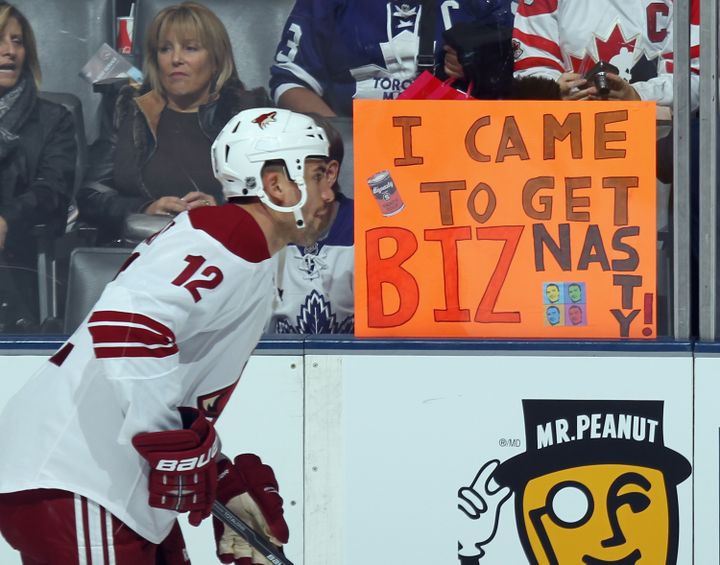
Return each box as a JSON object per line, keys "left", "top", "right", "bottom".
{"left": 212, "top": 108, "right": 330, "bottom": 228}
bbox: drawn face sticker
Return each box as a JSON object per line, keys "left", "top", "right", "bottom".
{"left": 568, "top": 284, "right": 583, "bottom": 303}
{"left": 546, "top": 306, "right": 561, "bottom": 326}
{"left": 519, "top": 464, "right": 670, "bottom": 565}
{"left": 545, "top": 284, "right": 560, "bottom": 303}
{"left": 568, "top": 305, "right": 583, "bottom": 325}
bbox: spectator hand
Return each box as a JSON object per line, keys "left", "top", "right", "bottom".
{"left": 443, "top": 45, "right": 465, "bottom": 80}
{"left": 0, "top": 216, "right": 7, "bottom": 250}
{"left": 590, "top": 73, "right": 641, "bottom": 102}
{"left": 215, "top": 454, "right": 289, "bottom": 564}
{"left": 145, "top": 196, "right": 190, "bottom": 216}
{"left": 558, "top": 72, "right": 592, "bottom": 101}
{"left": 183, "top": 191, "right": 217, "bottom": 210}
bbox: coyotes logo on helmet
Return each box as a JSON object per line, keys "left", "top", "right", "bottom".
{"left": 252, "top": 111, "right": 277, "bottom": 129}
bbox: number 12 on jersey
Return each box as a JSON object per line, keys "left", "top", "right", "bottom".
{"left": 172, "top": 254, "right": 224, "bottom": 302}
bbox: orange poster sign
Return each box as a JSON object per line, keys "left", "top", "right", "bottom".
{"left": 353, "top": 100, "right": 657, "bottom": 339}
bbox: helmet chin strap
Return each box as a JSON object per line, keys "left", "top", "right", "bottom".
{"left": 259, "top": 175, "right": 308, "bottom": 228}
{"left": 293, "top": 209, "right": 305, "bottom": 228}
{"left": 292, "top": 178, "right": 307, "bottom": 228}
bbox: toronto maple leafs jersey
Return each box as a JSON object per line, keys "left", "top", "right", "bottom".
{"left": 269, "top": 194, "right": 354, "bottom": 334}
{"left": 270, "top": 0, "right": 513, "bottom": 116}
{"left": 512, "top": 0, "right": 700, "bottom": 109}
{"left": 0, "top": 205, "right": 276, "bottom": 544}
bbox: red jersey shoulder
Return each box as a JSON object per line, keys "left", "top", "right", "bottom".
{"left": 189, "top": 204, "right": 270, "bottom": 263}
{"left": 517, "top": 0, "right": 557, "bottom": 17}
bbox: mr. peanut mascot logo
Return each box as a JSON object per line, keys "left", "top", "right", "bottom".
{"left": 458, "top": 400, "right": 691, "bottom": 564}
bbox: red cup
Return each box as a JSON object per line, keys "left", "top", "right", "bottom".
{"left": 116, "top": 17, "right": 134, "bottom": 55}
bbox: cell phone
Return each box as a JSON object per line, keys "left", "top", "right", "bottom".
{"left": 584, "top": 61, "right": 620, "bottom": 99}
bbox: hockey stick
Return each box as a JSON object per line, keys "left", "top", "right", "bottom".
{"left": 211, "top": 500, "right": 295, "bottom": 565}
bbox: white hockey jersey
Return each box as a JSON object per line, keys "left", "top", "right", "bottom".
{"left": 512, "top": 0, "right": 700, "bottom": 109}
{"left": 0, "top": 204, "right": 277, "bottom": 543}
{"left": 269, "top": 194, "right": 354, "bottom": 334}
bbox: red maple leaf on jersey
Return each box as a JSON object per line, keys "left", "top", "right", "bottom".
{"left": 569, "top": 24, "right": 639, "bottom": 76}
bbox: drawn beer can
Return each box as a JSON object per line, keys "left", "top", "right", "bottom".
{"left": 367, "top": 170, "right": 405, "bottom": 216}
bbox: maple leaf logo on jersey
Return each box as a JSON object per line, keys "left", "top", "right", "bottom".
{"left": 252, "top": 111, "right": 277, "bottom": 129}
{"left": 569, "top": 24, "right": 640, "bottom": 81}
{"left": 275, "top": 290, "right": 354, "bottom": 334}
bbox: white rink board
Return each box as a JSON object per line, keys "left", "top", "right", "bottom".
{"left": 0, "top": 347, "right": 700, "bottom": 564}
{"left": 693, "top": 354, "right": 720, "bottom": 565}
{"left": 304, "top": 352, "right": 694, "bottom": 565}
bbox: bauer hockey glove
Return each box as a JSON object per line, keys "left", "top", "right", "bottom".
{"left": 132, "top": 407, "right": 220, "bottom": 526}
{"left": 214, "top": 453, "right": 289, "bottom": 564}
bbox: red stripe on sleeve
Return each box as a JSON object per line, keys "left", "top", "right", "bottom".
{"left": 94, "top": 345, "right": 179, "bottom": 359}
{"left": 88, "top": 311, "right": 179, "bottom": 359}
{"left": 89, "top": 311, "right": 176, "bottom": 342}
{"left": 517, "top": 0, "right": 558, "bottom": 17}
{"left": 514, "top": 57, "right": 565, "bottom": 73}
{"left": 88, "top": 326, "right": 174, "bottom": 347}
{"left": 514, "top": 28, "right": 564, "bottom": 61}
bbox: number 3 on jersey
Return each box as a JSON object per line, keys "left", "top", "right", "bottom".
{"left": 172, "top": 255, "right": 224, "bottom": 302}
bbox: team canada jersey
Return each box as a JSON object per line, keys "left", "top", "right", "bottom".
{"left": 512, "top": 0, "right": 700, "bottom": 109}
{"left": 269, "top": 194, "right": 354, "bottom": 334}
{"left": 270, "top": 0, "right": 513, "bottom": 116}
{"left": 0, "top": 205, "right": 276, "bottom": 543}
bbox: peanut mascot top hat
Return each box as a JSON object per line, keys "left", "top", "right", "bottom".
{"left": 494, "top": 399, "right": 691, "bottom": 490}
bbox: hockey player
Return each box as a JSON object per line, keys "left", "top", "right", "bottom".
{"left": 268, "top": 115, "right": 354, "bottom": 334}
{"left": 512, "top": 0, "right": 700, "bottom": 109}
{"left": 270, "top": 0, "right": 514, "bottom": 116}
{"left": 0, "top": 108, "right": 334, "bottom": 565}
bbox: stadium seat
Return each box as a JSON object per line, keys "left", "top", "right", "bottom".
{"left": 13, "top": 0, "right": 115, "bottom": 144}
{"left": 63, "top": 247, "right": 132, "bottom": 334}
{"left": 134, "top": 0, "right": 294, "bottom": 90}
{"left": 328, "top": 117, "right": 355, "bottom": 200}
{"left": 38, "top": 92, "right": 88, "bottom": 200}
{"left": 122, "top": 214, "right": 173, "bottom": 245}
{"left": 28, "top": 92, "right": 89, "bottom": 325}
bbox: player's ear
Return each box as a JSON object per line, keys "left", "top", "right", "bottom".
{"left": 326, "top": 160, "right": 340, "bottom": 186}
{"left": 262, "top": 169, "right": 286, "bottom": 205}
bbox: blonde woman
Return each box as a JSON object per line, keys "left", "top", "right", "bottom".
{"left": 78, "top": 2, "right": 270, "bottom": 243}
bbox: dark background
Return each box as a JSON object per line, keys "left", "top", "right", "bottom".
{"left": 118, "top": 0, "right": 133, "bottom": 17}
